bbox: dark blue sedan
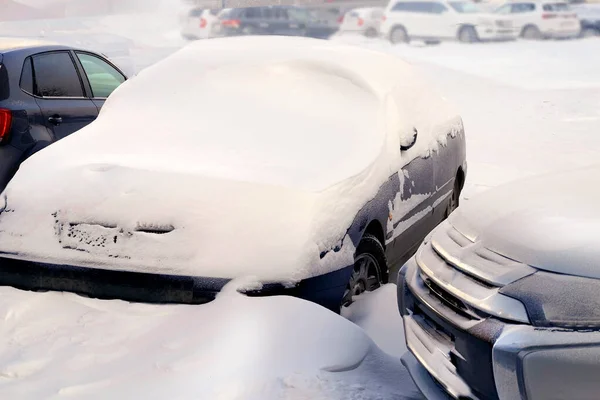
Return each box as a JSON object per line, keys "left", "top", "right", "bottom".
{"left": 0, "top": 38, "right": 127, "bottom": 192}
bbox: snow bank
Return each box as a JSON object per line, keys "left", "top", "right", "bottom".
{"left": 0, "top": 284, "right": 421, "bottom": 399}
{"left": 0, "top": 36, "right": 459, "bottom": 282}
{"left": 343, "top": 284, "right": 408, "bottom": 358}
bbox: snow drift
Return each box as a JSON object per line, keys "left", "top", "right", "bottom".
{"left": 0, "top": 283, "right": 421, "bottom": 399}
{"left": 0, "top": 36, "right": 460, "bottom": 282}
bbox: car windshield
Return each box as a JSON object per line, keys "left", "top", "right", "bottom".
{"left": 449, "top": 2, "right": 483, "bottom": 13}
{"left": 0, "top": 0, "right": 598, "bottom": 399}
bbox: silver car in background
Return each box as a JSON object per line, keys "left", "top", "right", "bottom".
{"left": 398, "top": 165, "right": 600, "bottom": 400}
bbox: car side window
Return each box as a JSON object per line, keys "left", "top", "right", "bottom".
{"left": 512, "top": 3, "right": 536, "bottom": 12}
{"left": 428, "top": 2, "right": 449, "bottom": 13}
{"left": 32, "top": 52, "right": 84, "bottom": 98}
{"left": 495, "top": 4, "right": 512, "bottom": 13}
{"left": 76, "top": 52, "right": 125, "bottom": 98}
{"left": 20, "top": 57, "right": 34, "bottom": 94}
{"left": 245, "top": 7, "right": 260, "bottom": 19}
{"left": 263, "top": 8, "right": 273, "bottom": 18}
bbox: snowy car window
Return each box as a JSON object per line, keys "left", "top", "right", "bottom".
{"left": 76, "top": 52, "right": 125, "bottom": 98}
{"left": 32, "top": 52, "right": 84, "bottom": 98}
{"left": 188, "top": 8, "right": 203, "bottom": 17}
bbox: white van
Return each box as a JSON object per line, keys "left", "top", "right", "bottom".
{"left": 381, "top": 0, "right": 517, "bottom": 43}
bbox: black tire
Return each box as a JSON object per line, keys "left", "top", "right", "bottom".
{"left": 445, "top": 175, "right": 462, "bottom": 218}
{"left": 389, "top": 26, "right": 409, "bottom": 44}
{"left": 521, "top": 25, "right": 542, "bottom": 40}
{"left": 582, "top": 28, "right": 600, "bottom": 38}
{"left": 342, "top": 233, "right": 387, "bottom": 307}
{"left": 458, "top": 26, "right": 478, "bottom": 43}
{"left": 365, "top": 28, "right": 377, "bottom": 38}
{"left": 242, "top": 25, "right": 257, "bottom": 35}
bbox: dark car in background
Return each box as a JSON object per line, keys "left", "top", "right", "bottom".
{"left": 215, "top": 6, "right": 338, "bottom": 39}
{"left": 574, "top": 3, "right": 600, "bottom": 37}
{"left": 0, "top": 38, "right": 127, "bottom": 192}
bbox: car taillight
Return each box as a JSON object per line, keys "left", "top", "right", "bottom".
{"left": 337, "top": 15, "right": 344, "bottom": 24}
{"left": 200, "top": 18, "right": 207, "bottom": 28}
{"left": 381, "top": 15, "right": 387, "bottom": 22}
{"left": 0, "top": 109, "right": 12, "bottom": 144}
{"left": 221, "top": 19, "right": 240, "bottom": 28}
{"left": 542, "top": 13, "right": 557, "bottom": 19}
{"left": 357, "top": 18, "right": 364, "bottom": 26}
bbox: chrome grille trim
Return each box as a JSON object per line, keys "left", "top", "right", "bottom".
{"left": 416, "top": 240, "right": 530, "bottom": 324}
{"left": 430, "top": 222, "right": 536, "bottom": 287}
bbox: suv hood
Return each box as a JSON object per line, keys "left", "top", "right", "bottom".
{"left": 449, "top": 165, "right": 600, "bottom": 279}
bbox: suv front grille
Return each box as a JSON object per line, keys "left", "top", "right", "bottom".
{"left": 413, "top": 221, "right": 532, "bottom": 324}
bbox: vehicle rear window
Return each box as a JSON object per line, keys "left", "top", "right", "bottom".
{"left": 32, "top": 52, "right": 84, "bottom": 98}
{"left": 20, "top": 57, "right": 33, "bottom": 94}
{"left": 543, "top": 3, "right": 569, "bottom": 11}
{"left": 188, "top": 8, "right": 203, "bottom": 17}
{"left": 392, "top": 2, "right": 446, "bottom": 13}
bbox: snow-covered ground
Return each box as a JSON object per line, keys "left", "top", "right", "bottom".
{"left": 1, "top": 13, "right": 600, "bottom": 398}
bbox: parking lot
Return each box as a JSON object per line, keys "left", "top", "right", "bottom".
{"left": 1, "top": 1, "right": 600, "bottom": 398}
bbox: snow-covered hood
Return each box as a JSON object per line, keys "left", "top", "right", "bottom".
{"left": 449, "top": 165, "right": 600, "bottom": 279}
{"left": 0, "top": 36, "right": 460, "bottom": 282}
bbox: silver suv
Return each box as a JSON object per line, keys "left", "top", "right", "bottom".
{"left": 398, "top": 165, "right": 600, "bottom": 400}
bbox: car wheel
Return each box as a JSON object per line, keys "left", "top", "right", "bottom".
{"left": 242, "top": 26, "right": 257, "bottom": 35}
{"left": 365, "top": 28, "right": 377, "bottom": 38}
{"left": 445, "top": 176, "right": 462, "bottom": 218}
{"left": 342, "top": 233, "right": 386, "bottom": 307}
{"left": 582, "top": 28, "right": 600, "bottom": 38}
{"left": 522, "top": 25, "right": 542, "bottom": 40}
{"left": 390, "top": 26, "right": 409, "bottom": 44}
{"left": 458, "top": 26, "right": 478, "bottom": 43}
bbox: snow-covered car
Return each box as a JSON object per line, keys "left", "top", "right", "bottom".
{"left": 398, "top": 165, "right": 600, "bottom": 400}
{"left": 494, "top": 1, "right": 581, "bottom": 39}
{"left": 180, "top": 7, "right": 219, "bottom": 40}
{"left": 338, "top": 7, "right": 384, "bottom": 37}
{"left": 380, "top": 0, "right": 517, "bottom": 44}
{"left": 0, "top": 37, "right": 466, "bottom": 312}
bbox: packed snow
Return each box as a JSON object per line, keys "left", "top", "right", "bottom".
{"left": 0, "top": 36, "right": 460, "bottom": 283}
{"left": 0, "top": 281, "right": 421, "bottom": 400}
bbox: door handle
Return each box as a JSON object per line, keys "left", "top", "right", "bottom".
{"left": 48, "top": 115, "right": 63, "bottom": 125}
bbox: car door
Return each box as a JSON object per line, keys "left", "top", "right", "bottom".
{"left": 384, "top": 110, "right": 436, "bottom": 268}
{"left": 74, "top": 51, "right": 126, "bottom": 111}
{"left": 509, "top": 3, "right": 538, "bottom": 33}
{"left": 31, "top": 51, "right": 98, "bottom": 141}
{"left": 405, "top": 2, "right": 444, "bottom": 38}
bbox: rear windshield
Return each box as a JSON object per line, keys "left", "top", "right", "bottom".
{"left": 543, "top": 3, "right": 570, "bottom": 11}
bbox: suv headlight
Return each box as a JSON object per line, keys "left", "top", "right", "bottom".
{"left": 500, "top": 271, "right": 600, "bottom": 329}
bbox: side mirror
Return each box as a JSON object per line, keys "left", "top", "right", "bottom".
{"left": 400, "top": 128, "right": 418, "bottom": 151}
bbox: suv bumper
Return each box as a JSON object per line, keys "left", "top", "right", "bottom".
{"left": 398, "top": 258, "right": 600, "bottom": 400}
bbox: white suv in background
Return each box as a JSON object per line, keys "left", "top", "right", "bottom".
{"left": 381, "top": 0, "right": 517, "bottom": 43}
{"left": 494, "top": 1, "right": 581, "bottom": 39}
{"left": 180, "top": 7, "right": 220, "bottom": 40}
